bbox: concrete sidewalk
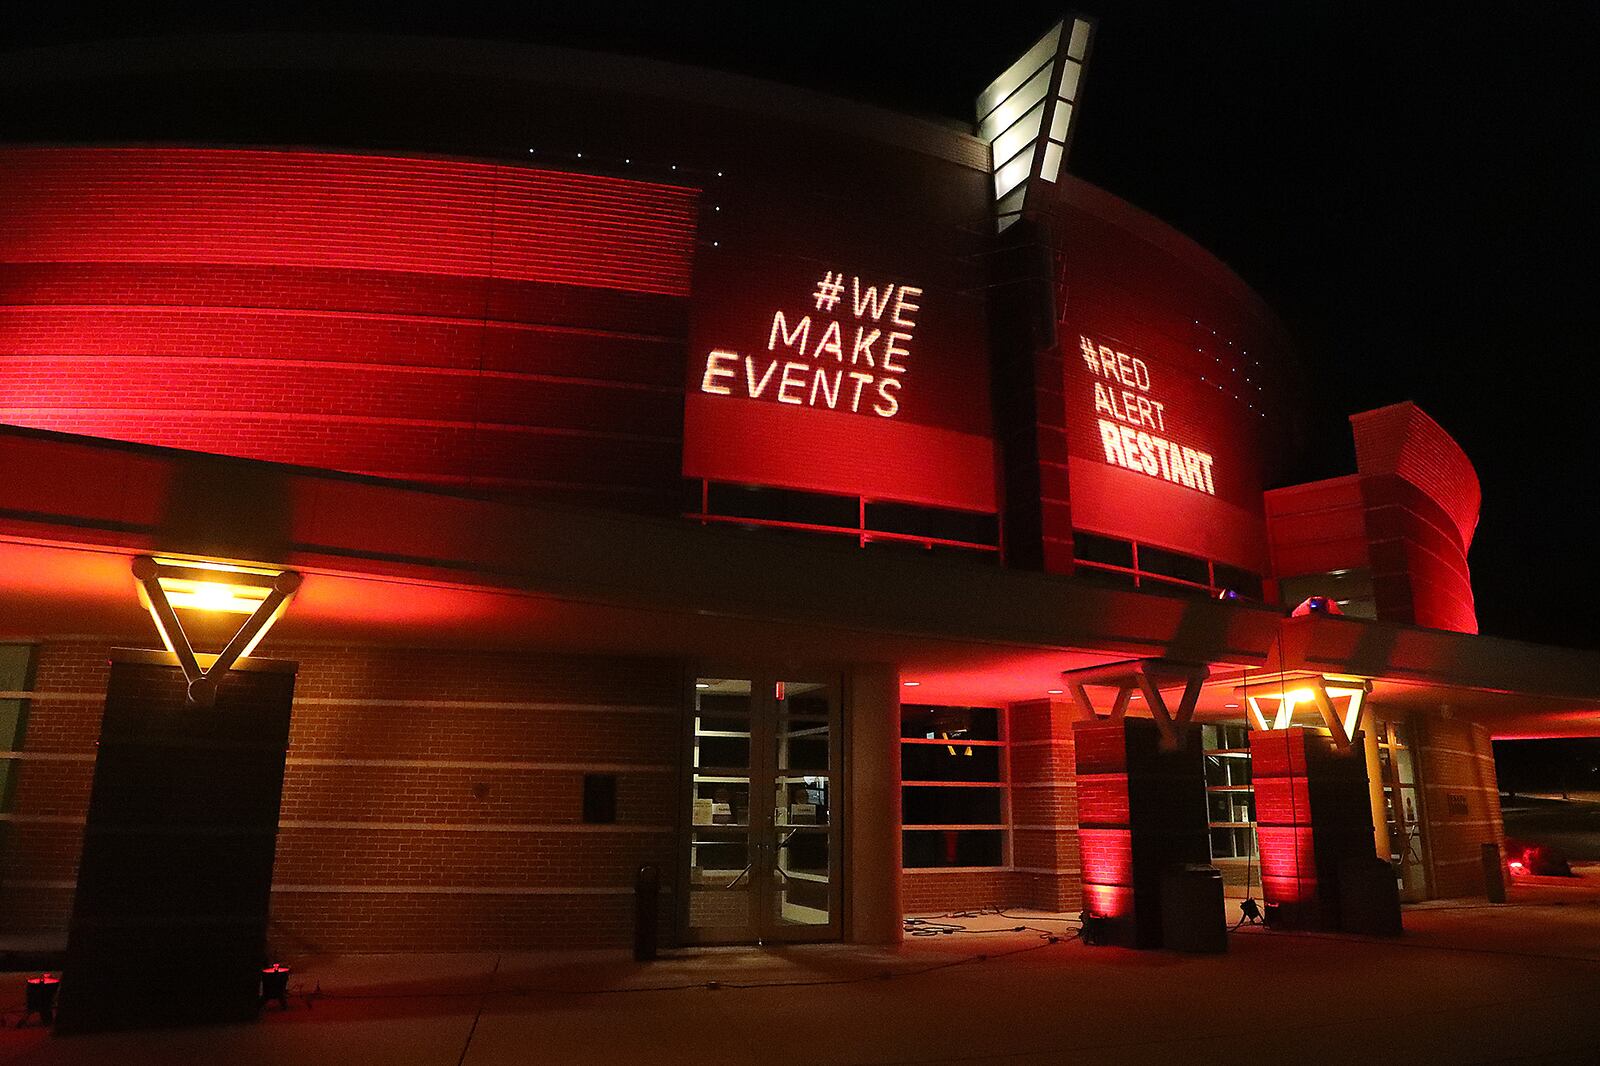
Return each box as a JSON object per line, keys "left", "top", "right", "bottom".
{"left": 4, "top": 902, "right": 1600, "bottom": 1064}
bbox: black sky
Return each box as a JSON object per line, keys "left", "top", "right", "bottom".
{"left": 4, "top": 1, "right": 1597, "bottom": 648}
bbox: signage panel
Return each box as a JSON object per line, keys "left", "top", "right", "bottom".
{"left": 683, "top": 199, "right": 996, "bottom": 514}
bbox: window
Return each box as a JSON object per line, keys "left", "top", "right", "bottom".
{"left": 1139, "top": 545, "right": 1209, "bottom": 586}
{"left": 1279, "top": 569, "right": 1376, "bottom": 619}
{"left": 688, "top": 480, "right": 1001, "bottom": 557}
{"left": 1213, "top": 563, "right": 1266, "bottom": 602}
{"left": 901, "top": 706, "right": 1008, "bottom": 869}
{"left": 1072, "top": 530, "right": 1264, "bottom": 601}
{"left": 0, "top": 644, "right": 36, "bottom": 815}
{"left": 1202, "top": 723, "right": 1258, "bottom": 876}
{"left": 1073, "top": 531, "right": 1134, "bottom": 569}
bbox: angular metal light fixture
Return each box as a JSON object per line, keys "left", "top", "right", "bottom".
{"left": 132, "top": 555, "right": 301, "bottom": 706}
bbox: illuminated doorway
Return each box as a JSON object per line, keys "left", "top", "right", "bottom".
{"left": 1374, "top": 716, "right": 1432, "bottom": 901}
{"left": 680, "top": 673, "right": 842, "bottom": 944}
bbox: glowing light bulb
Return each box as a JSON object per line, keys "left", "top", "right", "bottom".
{"left": 190, "top": 582, "right": 238, "bottom": 611}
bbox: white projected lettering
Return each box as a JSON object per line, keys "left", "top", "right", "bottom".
{"left": 1079, "top": 335, "right": 1216, "bottom": 496}
{"left": 697, "top": 271, "right": 921, "bottom": 419}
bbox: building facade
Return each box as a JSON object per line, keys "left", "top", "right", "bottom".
{"left": 2, "top": 26, "right": 1599, "bottom": 954}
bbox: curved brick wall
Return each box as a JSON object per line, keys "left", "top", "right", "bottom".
{"left": 1352, "top": 403, "right": 1481, "bottom": 633}
{"left": 0, "top": 147, "right": 699, "bottom": 509}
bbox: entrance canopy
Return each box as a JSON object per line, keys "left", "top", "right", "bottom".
{"left": 3, "top": 425, "right": 1598, "bottom": 737}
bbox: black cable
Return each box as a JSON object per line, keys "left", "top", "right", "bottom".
{"left": 992, "top": 910, "right": 1081, "bottom": 925}
{"left": 904, "top": 912, "right": 1079, "bottom": 943}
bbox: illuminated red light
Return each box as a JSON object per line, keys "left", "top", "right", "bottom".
{"left": 903, "top": 681, "right": 921, "bottom": 687}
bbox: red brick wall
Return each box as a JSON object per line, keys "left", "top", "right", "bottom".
{"left": 1415, "top": 717, "right": 1503, "bottom": 898}
{"left": 902, "top": 869, "right": 1020, "bottom": 915}
{"left": 1009, "top": 699, "right": 1082, "bottom": 912}
{"left": 0, "top": 641, "right": 683, "bottom": 952}
{"left": 0, "top": 147, "right": 698, "bottom": 512}
{"left": 0, "top": 641, "right": 106, "bottom": 933}
{"left": 1073, "top": 720, "right": 1136, "bottom": 925}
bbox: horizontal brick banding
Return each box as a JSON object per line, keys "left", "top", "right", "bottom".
{"left": 271, "top": 827, "right": 674, "bottom": 888}
{"left": 265, "top": 890, "right": 667, "bottom": 953}
{"left": 0, "top": 149, "right": 697, "bottom": 294}
{"left": 0, "top": 641, "right": 684, "bottom": 950}
{"left": 1006, "top": 699, "right": 1082, "bottom": 912}
{"left": 277, "top": 763, "right": 672, "bottom": 825}
{"left": 1414, "top": 717, "right": 1503, "bottom": 898}
{"left": 0, "top": 146, "right": 698, "bottom": 510}
{"left": 902, "top": 869, "right": 1020, "bottom": 915}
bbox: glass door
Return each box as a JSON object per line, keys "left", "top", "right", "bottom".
{"left": 683, "top": 672, "right": 841, "bottom": 944}
{"left": 685, "top": 677, "right": 756, "bottom": 941}
{"left": 1375, "top": 716, "right": 1431, "bottom": 901}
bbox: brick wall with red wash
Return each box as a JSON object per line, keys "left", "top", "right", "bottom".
{"left": 1072, "top": 720, "right": 1136, "bottom": 926}
{"left": 0, "top": 147, "right": 699, "bottom": 512}
{"left": 1266, "top": 402, "right": 1480, "bottom": 633}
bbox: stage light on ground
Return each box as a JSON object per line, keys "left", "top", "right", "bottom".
{"left": 261, "top": 964, "right": 291, "bottom": 1010}
{"left": 23, "top": 973, "right": 59, "bottom": 1026}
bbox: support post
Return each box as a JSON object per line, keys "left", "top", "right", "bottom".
{"left": 846, "top": 663, "right": 902, "bottom": 944}
{"left": 1363, "top": 717, "right": 1392, "bottom": 862}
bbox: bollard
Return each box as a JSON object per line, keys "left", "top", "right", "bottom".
{"left": 1483, "top": 842, "right": 1507, "bottom": 903}
{"left": 634, "top": 864, "right": 660, "bottom": 961}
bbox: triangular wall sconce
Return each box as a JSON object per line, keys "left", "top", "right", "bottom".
{"left": 132, "top": 555, "right": 302, "bottom": 707}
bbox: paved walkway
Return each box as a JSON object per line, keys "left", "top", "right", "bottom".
{"left": 5, "top": 897, "right": 1600, "bottom": 1064}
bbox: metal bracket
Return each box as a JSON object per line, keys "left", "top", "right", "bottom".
{"left": 1061, "top": 658, "right": 1210, "bottom": 750}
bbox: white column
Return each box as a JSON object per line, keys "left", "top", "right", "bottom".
{"left": 1363, "top": 716, "right": 1392, "bottom": 861}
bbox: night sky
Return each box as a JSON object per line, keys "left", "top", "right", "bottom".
{"left": 4, "top": 1, "right": 1597, "bottom": 649}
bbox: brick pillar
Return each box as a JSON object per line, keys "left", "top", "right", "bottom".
{"left": 1412, "top": 716, "right": 1504, "bottom": 899}
{"left": 1252, "top": 726, "right": 1378, "bottom": 929}
{"left": 1008, "top": 699, "right": 1081, "bottom": 911}
{"left": 1074, "top": 718, "right": 1209, "bottom": 948}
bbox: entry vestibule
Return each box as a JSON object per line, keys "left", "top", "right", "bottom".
{"left": 681, "top": 672, "right": 843, "bottom": 944}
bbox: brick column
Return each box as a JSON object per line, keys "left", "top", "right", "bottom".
{"left": 1252, "top": 726, "right": 1379, "bottom": 929}
{"left": 1412, "top": 716, "right": 1504, "bottom": 899}
{"left": 1074, "top": 717, "right": 1208, "bottom": 948}
{"left": 1008, "top": 698, "right": 1081, "bottom": 911}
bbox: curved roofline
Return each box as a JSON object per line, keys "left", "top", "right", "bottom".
{"left": 0, "top": 32, "right": 990, "bottom": 170}
{"left": 1056, "top": 174, "right": 1282, "bottom": 328}
{"left": 1, "top": 31, "right": 1287, "bottom": 337}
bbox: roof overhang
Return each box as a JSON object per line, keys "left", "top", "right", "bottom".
{"left": 0, "top": 425, "right": 1276, "bottom": 674}
{"left": 3, "top": 425, "right": 1598, "bottom": 736}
